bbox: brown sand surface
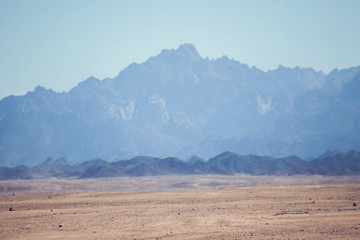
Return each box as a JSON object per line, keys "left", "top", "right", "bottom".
{"left": 0, "top": 175, "right": 360, "bottom": 239}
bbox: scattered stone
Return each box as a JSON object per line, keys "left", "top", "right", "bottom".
{"left": 59, "top": 225, "right": 62, "bottom": 228}
{"left": 274, "top": 211, "right": 287, "bottom": 216}
{"left": 178, "top": 213, "right": 181, "bottom": 215}
{"left": 9, "top": 207, "right": 13, "bottom": 211}
{"left": 353, "top": 203, "right": 357, "bottom": 207}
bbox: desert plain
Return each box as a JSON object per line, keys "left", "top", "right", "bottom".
{"left": 0, "top": 175, "right": 360, "bottom": 240}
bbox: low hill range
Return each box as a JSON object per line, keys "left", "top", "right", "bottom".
{"left": 1, "top": 150, "right": 360, "bottom": 180}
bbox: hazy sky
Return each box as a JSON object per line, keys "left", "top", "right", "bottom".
{"left": 1, "top": 0, "right": 359, "bottom": 99}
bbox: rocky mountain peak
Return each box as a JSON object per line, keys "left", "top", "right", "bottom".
{"left": 153, "top": 43, "right": 202, "bottom": 64}
{"left": 176, "top": 43, "right": 201, "bottom": 60}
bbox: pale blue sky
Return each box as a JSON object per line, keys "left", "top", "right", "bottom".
{"left": 1, "top": 0, "right": 359, "bottom": 99}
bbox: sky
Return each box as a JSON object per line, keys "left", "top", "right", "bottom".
{"left": 0, "top": 0, "right": 360, "bottom": 99}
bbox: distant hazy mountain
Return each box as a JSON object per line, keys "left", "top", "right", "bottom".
{"left": 0, "top": 44, "right": 360, "bottom": 167}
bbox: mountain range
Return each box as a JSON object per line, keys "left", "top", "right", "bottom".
{"left": 1, "top": 150, "right": 359, "bottom": 180}
{"left": 1, "top": 44, "right": 360, "bottom": 167}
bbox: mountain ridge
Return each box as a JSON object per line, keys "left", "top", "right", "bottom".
{"left": 1, "top": 150, "right": 360, "bottom": 180}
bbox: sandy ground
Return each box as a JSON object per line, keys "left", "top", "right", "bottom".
{"left": 0, "top": 175, "right": 360, "bottom": 239}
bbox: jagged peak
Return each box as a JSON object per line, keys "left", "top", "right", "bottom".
{"left": 81, "top": 76, "right": 100, "bottom": 84}
{"left": 24, "top": 85, "right": 55, "bottom": 97}
{"left": 155, "top": 43, "right": 202, "bottom": 62}
{"left": 176, "top": 43, "right": 200, "bottom": 57}
{"left": 140, "top": 44, "right": 203, "bottom": 69}
{"left": 267, "top": 64, "right": 325, "bottom": 77}
{"left": 34, "top": 85, "right": 47, "bottom": 92}
{"left": 75, "top": 76, "right": 101, "bottom": 89}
